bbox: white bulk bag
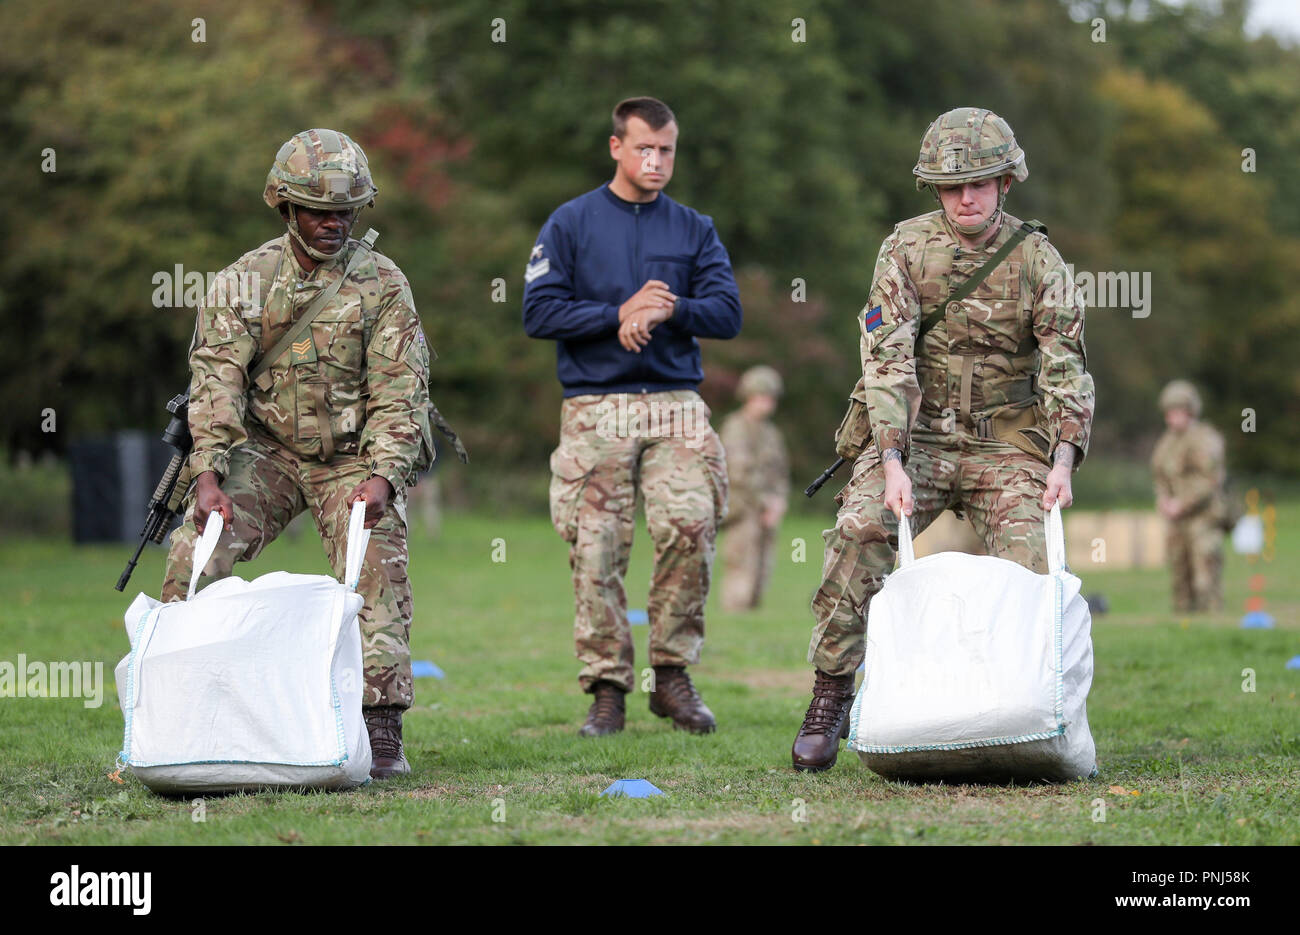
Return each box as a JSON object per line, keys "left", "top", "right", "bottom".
{"left": 847, "top": 503, "right": 1096, "bottom": 783}
{"left": 115, "top": 501, "right": 373, "bottom": 793}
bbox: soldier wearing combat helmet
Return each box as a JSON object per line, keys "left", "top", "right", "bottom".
{"left": 1151, "top": 380, "right": 1228, "bottom": 612}
{"left": 719, "top": 365, "right": 790, "bottom": 612}
{"left": 162, "top": 129, "right": 465, "bottom": 779}
{"left": 791, "top": 107, "right": 1095, "bottom": 771}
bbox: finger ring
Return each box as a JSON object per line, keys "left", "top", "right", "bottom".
{"left": 633, "top": 322, "right": 640, "bottom": 329}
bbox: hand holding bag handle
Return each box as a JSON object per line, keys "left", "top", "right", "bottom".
{"left": 325, "top": 500, "right": 371, "bottom": 695}
{"left": 897, "top": 512, "right": 916, "bottom": 569}
{"left": 185, "top": 500, "right": 371, "bottom": 596}
{"left": 1045, "top": 501, "right": 1067, "bottom": 575}
{"left": 344, "top": 499, "right": 371, "bottom": 591}
{"left": 187, "top": 514, "right": 225, "bottom": 600}
{"left": 897, "top": 504, "right": 1066, "bottom": 574}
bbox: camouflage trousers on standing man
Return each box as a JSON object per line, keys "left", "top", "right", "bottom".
{"left": 808, "top": 425, "right": 1050, "bottom": 676}
{"left": 549, "top": 390, "right": 728, "bottom": 693}
{"left": 161, "top": 430, "right": 415, "bottom": 709}
{"left": 1166, "top": 514, "right": 1223, "bottom": 613}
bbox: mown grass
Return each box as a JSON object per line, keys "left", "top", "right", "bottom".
{"left": 1, "top": 502, "right": 1296, "bottom": 845}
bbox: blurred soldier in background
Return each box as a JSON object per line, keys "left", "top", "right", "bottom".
{"left": 719, "top": 365, "right": 789, "bottom": 612}
{"left": 523, "top": 96, "right": 742, "bottom": 737}
{"left": 1151, "top": 380, "right": 1227, "bottom": 612}
{"left": 407, "top": 470, "right": 443, "bottom": 538}
{"left": 408, "top": 438, "right": 444, "bottom": 539}
{"left": 791, "top": 107, "right": 1095, "bottom": 771}
{"left": 162, "top": 129, "right": 453, "bottom": 779}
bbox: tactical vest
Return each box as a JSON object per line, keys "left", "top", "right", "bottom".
{"left": 239, "top": 239, "right": 379, "bottom": 463}
{"left": 244, "top": 237, "right": 467, "bottom": 478}
{"left": 908, "top": 211, "right": 1052, "bottom": 462}
{"left": 237, "top": 238, "right": 465, "bottom": 476}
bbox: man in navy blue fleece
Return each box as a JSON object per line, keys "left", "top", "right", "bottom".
{"left": 524, "top": 96, "right": 742, "bottom": 737}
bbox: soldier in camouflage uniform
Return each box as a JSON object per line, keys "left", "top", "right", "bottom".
{"left": 1151, "top": 380, "right": 1227, "bottom": 612}
{"left": 161, "top": 129, "right": 446, "bottom": 779}
{"left": 523, "top": 97, "right": 742, "bottom": 737}
{"left": 719, "top": 366, "right": 790, "bottom": 612}
{"left": 791, "top": 108, "right": 1096, "bottom": 771}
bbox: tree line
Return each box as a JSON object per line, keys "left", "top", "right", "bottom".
{"left": 2, "top": 0, "right": 1296, "bottom": 500}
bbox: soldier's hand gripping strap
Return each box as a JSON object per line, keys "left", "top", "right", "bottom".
{"left": 248, "top": 228, "right": 380, "bottom": 392}
{"left": 917, "top": 220, "right": 1045, "bottom": 342}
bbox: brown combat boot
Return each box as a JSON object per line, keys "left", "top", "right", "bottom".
{"left": 364, "top": 705, "right": 411, "bottom": 779}
{"left": 579, "top": 681, "right": 626, "bottom": 737}
{"left": 648, "top": 666, "right": 716, "bottom": 734}
{"left": 791, "top": 670, "right": 856, "bottom": 772}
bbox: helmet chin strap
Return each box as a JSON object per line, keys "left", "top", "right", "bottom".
{"left": 930, "top": 179, "right": 1008, "bottom": 237}
{"left": 287, "top": 203, "right": 357, "bottom": 262}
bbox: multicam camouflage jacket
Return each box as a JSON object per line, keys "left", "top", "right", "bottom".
{"left": 187, "top": 233, "right": 434, "bottom": 491}
{"left": 719, "top": 412, "right": 790, "bottom": 518}
{"left": 1152, "top": 421, "right": 1228, "bottom": 523}
{"left": 858, "top": 209, "right": 1094, "bottom": 464}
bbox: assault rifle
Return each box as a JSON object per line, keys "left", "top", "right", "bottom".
{"left": 115, "top": 392, "right": 192, "bottom": 591}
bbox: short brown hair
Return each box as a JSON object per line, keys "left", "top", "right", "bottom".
{"left": 612, "top": 97, "right": 677, "bottom": 138}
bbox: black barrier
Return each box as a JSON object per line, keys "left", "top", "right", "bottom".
{"left": 68, "top": 432, "right": 173, "bottom": 543}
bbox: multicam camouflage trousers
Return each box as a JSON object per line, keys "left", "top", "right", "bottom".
{"left": 720, "top": 510, "right": 777, "bottom": 612}
{"left": 808, "top": 426, "right": 1050, "bottom": 676}
{"left": 1166, "top": 514, "right": 1224, "bottom": 612}
{"left": 549, "top": 391, "right": 728, "bottom": 693}
{"left": 161, "top": 431, "right": 414, "bottom": 709}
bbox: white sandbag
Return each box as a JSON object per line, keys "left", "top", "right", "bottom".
{"left": 115, "top": 501, "right": 373, "bottom": 793}
{"left": 847, "top": 503, "right": 1096, "bottom": 783}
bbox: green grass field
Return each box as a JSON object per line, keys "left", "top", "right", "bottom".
{"left": 1, "top": 505, "right": 1297, "bottom": 845}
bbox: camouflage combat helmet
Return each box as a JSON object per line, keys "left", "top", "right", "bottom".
{"left": 738, "top": 365, "right": 783, "bottom": 400}
{"left": 914, "top": 107, "right": 1027, "bottom": 236}
{"left": 264, "top": 128, "right": 378, "bottom": 260}
{"left": 1159, "top": 380, "right": 1202, "bottom": 418}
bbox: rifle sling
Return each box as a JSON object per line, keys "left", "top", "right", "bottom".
{"left": 917, "top": 220, "right": 1044, "bottom": 342}
{"left": 249, "top": 228, "right": 379, "bottom": 392}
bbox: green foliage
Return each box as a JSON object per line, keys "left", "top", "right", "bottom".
{"left": 1093, "top": 66, "right": 1300, "bottom": 472}
{"left": 0, "top": 0, "right": 382, "bottom": 451}
{"left": 2, "top": 0, "right": 1297, "bottom": 491}
{"left": 0, "top": 450, "right": 70, "bottom": 537}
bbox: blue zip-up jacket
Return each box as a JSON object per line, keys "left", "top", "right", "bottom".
{"left": 522, "top": 184, "right": 742, "bottom": 397}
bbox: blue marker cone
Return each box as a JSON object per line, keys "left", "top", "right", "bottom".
{"left": 600, "top": 779, "right": 664, "bottom": 798}
{"left": 628, "top": 609, "right": 648, "bottom": 626}
{"left": 1240, "top": 611, "right": 1275, "bottom": 629}
{"left": 411, "top": 660, "right": 445, "bottom": 679}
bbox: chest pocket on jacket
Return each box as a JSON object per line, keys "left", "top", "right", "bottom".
{"left": 957, "top": 259, "right": 1024, "bottom": 354}
{"left": 299, "top": 300, "right": 366, "bottom": 446}
{"left": 645, "top": 253, "right": 693, "bottom": 296}
{"left": 311, "top": 300, "right": 366, "bottom": 374}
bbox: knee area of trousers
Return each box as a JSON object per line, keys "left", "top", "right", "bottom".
{"left": 578, "top": 512, "right": 630, "bottom": 551}
{"left": 651, "top": 515, "right": 714, "bottom": 552}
